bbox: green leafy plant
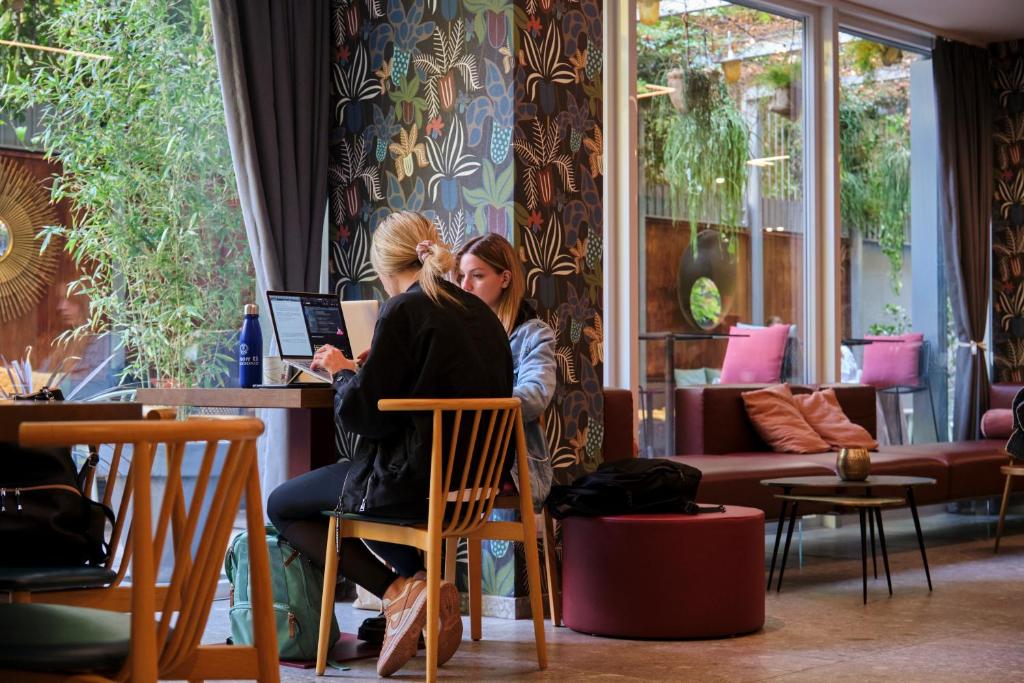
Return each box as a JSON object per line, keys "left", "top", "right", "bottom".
{"left": 663, "top": 80, "right": 749, "bottom": 253}
{"left": 4, "top": 0, "right": 252, "bottom": 387}
{"left": 757, "top": 61, "right": 798, "bottom": 89}
{"left": 840, "top": 93, "right": 910, "bottom": 293}
{"left": 868, "top": 303, "right": 911, "bottom": 336}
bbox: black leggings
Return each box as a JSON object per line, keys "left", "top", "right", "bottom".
{"left": 267, "top": 461, "right": 424, "bottom": 598}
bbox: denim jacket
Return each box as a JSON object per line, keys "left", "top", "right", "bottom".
{"left": 509, "top": 307, "right": 557, "bottom": 510}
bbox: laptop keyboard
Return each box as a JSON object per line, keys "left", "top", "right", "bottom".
{"left": 283, "top": 359, "right": 332, "bottom": 383}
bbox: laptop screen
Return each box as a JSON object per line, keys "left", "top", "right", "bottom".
{"left": 266, "top": 291, "right": 353, "bottom": 359}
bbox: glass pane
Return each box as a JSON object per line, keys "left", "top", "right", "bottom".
{"left": 0, "top": 2, "right": 254, "bottom": 397}
{"left": 637, "top": 2, "right": 807, "bottom": 456}
{"left": 838, "top": 33, "right": 946, "bottom": 442}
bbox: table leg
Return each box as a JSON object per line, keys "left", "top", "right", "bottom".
{"left": 286, "top": 407, "right": 337, "bottom": 478}
{"left": 906, "top": 487, "right": 933, "bottom": 591}
{"left": 859, "top": 508, "right": 868, "bottom": 605}
{"left": 777, "top": 501, "right": 800, "bottom": 593}
{"left": 768, "top": 495, "right": 790, "bottom": 591}
{"left": 874, "top": 507, "right": 893, "bottom": 596}
{"left": 868, "top": 504, "right": 877, "bottom": 579}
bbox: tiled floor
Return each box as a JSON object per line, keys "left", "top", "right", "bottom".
{"left": 204, "top": 501, "right": 1024, "bottom": 682}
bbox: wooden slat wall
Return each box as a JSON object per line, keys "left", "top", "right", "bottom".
{"left": 643, "top": 217, "right": 801, "bottom": 380}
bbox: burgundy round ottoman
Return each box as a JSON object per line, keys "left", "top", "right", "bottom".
{"left": 561, "top": 506, "right": 765, "bottom": 639}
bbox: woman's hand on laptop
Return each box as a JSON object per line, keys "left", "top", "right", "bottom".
{"left": 311, "top": 344, "right": 356, "bottom": 376}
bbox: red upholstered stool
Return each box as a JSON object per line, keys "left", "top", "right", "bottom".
{"left": 561, "top": 506, "right": 765, "bottom": 639}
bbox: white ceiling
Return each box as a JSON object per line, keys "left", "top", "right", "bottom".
{"left": 847, "top": 0, "right": 1024, "bottom": 44}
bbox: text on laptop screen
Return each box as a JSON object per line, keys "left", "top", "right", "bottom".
{"left": 267, "top": 293, "right": 350, "bottom": 358}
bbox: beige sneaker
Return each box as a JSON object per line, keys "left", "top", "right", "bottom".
{"left": 378, "top": 576, "right": 428, "bottom": 677}
{"left": 413, "top": 571, "right": 463, "bottom": 666}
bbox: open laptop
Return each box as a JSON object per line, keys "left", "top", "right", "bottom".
{"left": 265, "top": 290, "right": 353, "bottom": 383}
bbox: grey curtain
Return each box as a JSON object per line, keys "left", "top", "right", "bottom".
{"left": 211, "top": 0, "right": 331, "bottom": 496}
{"left": 934, "top": 39, "right": 992, "bottom": 441}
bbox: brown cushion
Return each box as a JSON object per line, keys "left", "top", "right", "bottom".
{"left": 741, "top": 384, "right": 830, "bottom": 454}
{"left": 793, "top": 388, "right": 878, "bottom": 450}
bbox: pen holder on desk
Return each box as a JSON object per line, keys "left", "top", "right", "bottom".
{"left": 836, "top": 447, "right": 870, "bottom": 481}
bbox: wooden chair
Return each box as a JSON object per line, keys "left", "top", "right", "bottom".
{"left": 448, "top": 496, "right": 562, "bottom": 636}
{"left": 1, "top": 407, "right": 178, "bottom": 609}
{"left": 0, "top": 418, "right": 279, "bottom": 682}
{"left": 315, "top": 398, "right": 547, "bottom": 682}
{"left": 995, "top": 454, "right": 1024, "bottom": 553}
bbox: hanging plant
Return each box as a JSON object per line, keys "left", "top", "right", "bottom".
{"left": 758, "top": 60, "right": 801, "bottom": 120}
{"left": 662, "top": 74, "right": 749, "bottom": 255}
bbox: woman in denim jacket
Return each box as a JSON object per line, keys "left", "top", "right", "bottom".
{"left": 456, "top": 233, "right": 557, "bottom": 509}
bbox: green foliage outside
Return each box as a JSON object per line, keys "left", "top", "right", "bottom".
{"left": 2, "top": 0, "right": 252, "bottom": 387}
{"left": 867, "top": 303, "right": 911, "bottom": 336}
{"left": 839, "top": 92, "right": 911, "bottom": 294}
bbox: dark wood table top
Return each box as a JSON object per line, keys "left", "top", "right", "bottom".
{"left": 136, "top": 387, "right": 334, "bottom": 409}
{"left": 0, "top": 401, "right": 143, "bottom": 442}
{"left": 761, "top": 475, "right": 937, "bottom": 488}
{"left": 639, "top": 331, "right": 749, "bottom": 341}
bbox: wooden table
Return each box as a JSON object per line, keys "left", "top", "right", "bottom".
{"left": 136, "top": 387, "right": 335, "bottom": 477}
{"left": 1, "top": 400, "right": 143, "bottom": 442}
{"left": 761, "top": 475, "right": 937, "bottom": 602}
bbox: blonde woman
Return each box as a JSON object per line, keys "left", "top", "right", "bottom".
{"left": 456, "top": 233, "right": 557, "bottom": 510}
{"left": 268, "top": 212, "right": 512, "bottom": 676}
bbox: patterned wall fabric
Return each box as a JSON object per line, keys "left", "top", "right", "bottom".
{"left": 992, "top": 40, "right": 1024, "bottom": 382}
{"left": 328, "top": 0, "right": 605, "bottom": 486}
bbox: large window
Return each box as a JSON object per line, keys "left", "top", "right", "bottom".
{"left": 0, "top": 0, "right": 252, "bottom": 397}
{"left": 837, "top": 32, "right": 946, "bottom": 442}
{"left": 636, "top": 1, "right": 807, "bottom": 455}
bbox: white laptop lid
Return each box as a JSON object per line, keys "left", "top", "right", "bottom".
{"left": 340, "top": 300, "right": 379, "bottom": 359}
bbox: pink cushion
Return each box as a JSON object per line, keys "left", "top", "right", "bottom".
{"left": 721, "top": 325, "right": 792, "bottom": 383}
{"left": 860, "top": 333, "right": 924, "bottom": 389}
{"left": 793, "top": 388, "right": 878, "bottom": 450}
{"left": 980, "top": 409, "right": 1013, "bottom": 439}
{"left": 741, "top": 384, "right": 830, "bottom": 454}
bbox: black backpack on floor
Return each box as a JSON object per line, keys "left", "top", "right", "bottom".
{"left": 546, "top": 458, "right": 724, "bottom": 519}
{"left": 0, "top": 442, "right": 114, "bottom": 567}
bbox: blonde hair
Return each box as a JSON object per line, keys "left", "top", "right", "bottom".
{"left": 456, "top": 233, "right": 525, "bottom": 335}
{"left": 370, "top": 211, "right": 459, "bottom": 307}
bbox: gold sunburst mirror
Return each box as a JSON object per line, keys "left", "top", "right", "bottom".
{"left": 0, "top": 157, "right": 60, "bottom": 323}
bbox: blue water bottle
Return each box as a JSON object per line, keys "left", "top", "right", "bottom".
{"left": 238, "top": 303, "right": 263, "bottom": 388}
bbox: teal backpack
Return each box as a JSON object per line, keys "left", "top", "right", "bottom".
{"left": 224, "top": 526, "right": 340, "bottom": 661}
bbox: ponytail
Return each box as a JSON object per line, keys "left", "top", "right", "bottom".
{"left": 370, "top": 211, "right": 461, "bottom": 307}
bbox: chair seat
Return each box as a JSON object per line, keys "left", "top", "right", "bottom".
{"left": 0, "top": 603, "right": 130, "bottom": 673}
{"left": 0, "top": 565, "right": 117, "bottom": 592}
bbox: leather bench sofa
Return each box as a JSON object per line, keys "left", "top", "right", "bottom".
{"left": 665, "top": 383, "right": 1023, "bottom": 513}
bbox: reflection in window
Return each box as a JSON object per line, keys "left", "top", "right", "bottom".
{"left": 690, "top": 277, "right": 722, "bottom": 329}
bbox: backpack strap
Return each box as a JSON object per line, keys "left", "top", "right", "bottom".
{"left": 684, "top": 501, "right": 726, "bottom": 515}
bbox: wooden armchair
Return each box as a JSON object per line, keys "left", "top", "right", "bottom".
{"left": 315, "top": 398, "right": 547, "bottom": 682}
{"left": 0, "top": 418, "right": 278, "bottom": 682}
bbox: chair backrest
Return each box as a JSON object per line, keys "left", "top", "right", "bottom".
{"left": 19, "top": 417, "right": 266, "bottom": 680}
{"left": 378, "top": 398, "right": 523, "bottom": 538}
{"left": 72, "top": 407, "right": 179, "bottom": 589}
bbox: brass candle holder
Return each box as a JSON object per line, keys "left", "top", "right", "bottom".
{"left": 836, "top": 447, "right": 870, "bottom": 481}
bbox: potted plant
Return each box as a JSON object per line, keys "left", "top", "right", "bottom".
{"left": 759, "top": 61, "right": 801, "bottom": 120}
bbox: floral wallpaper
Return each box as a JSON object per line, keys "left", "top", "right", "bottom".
{"left": 328, "top": 0, "right": 604, "bottom": 484}
{"left": 328, "top": 0, "right": 603, "bottom": 604}
{"left": 992, "top": 40, "right": 1024, "bottom": 382}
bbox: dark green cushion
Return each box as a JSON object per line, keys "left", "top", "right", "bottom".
{"left": 0, "top": 603, "right": 130, "bottom": 673}
{"left": 0, "top": 565, "right": 116, "bottom": 592}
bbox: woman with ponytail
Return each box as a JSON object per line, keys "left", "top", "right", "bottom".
{"left": 268, "top": 212, "right": 512, "bottom": 676}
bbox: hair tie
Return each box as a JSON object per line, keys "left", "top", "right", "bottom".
{"left": 416, "top": 240, "right": 434, "bottom": 264}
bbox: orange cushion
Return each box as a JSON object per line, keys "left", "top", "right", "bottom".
{"left": 741, "top": 384, "right": 830, "bottom": 454}
{"left": 793, "top": 388, "right": 878, "bottom": 450}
